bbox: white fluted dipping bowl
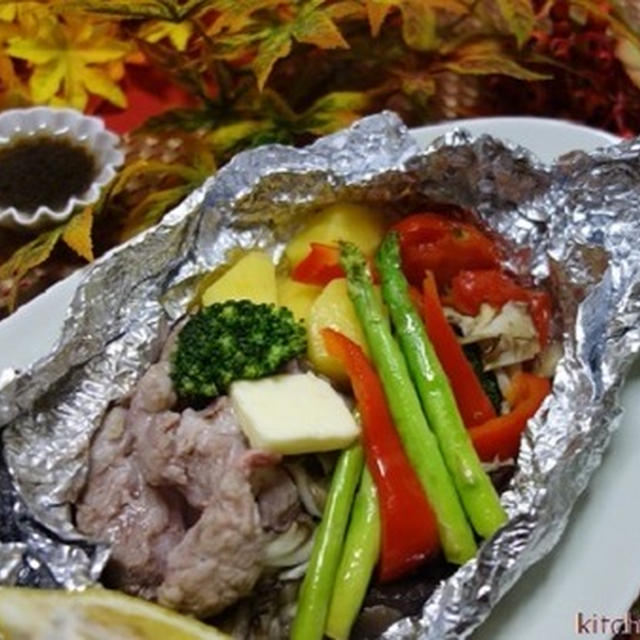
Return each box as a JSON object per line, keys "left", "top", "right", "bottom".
{"left": 0, "top": 107, "right": 124, "bottom": 231}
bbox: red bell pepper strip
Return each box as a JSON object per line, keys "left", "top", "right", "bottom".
{"left": 448, "top": 269, "right": 552, "bottom": 346}
{"left": 292, "top": 243, "right": 379, "bottom": 286}
{"left": 392, "top": 213, "right": 500, "bottom": 288}
{"left": 408, "top": 285, "right": 424, "bottom": 316}
{"left": 292, "top": 243, "right": 345, "bottom": 285}
{"left": 422, "top": 271, "right": 496, "bottom": 427}
{"left": 469, "top": 372, "right": 551, "bottom": 461}
{"left": 322, "top": 328, "right": 439, "bottom": 582}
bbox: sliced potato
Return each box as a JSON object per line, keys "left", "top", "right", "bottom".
{"left": 277, "top": 277, "right": 322, "bottom": 323}
{"left": 307, "top": 278, "right": 378, "bottom": 385}
{"left": 284, "top": 203, "right": 387, "bottom": 267}
{"left": 201, "top": 250, "right": 277, "bottom": 306}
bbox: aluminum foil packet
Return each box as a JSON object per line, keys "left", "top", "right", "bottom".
{"left": 1, "top": 112, "right": 640, "bottom": 638}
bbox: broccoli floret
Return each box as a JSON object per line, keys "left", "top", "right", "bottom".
{"left": 462, "top": 343, "right": 503, "bottom": 413}
{"left": 171, "top": 300, "right": 307, "bottom": 399}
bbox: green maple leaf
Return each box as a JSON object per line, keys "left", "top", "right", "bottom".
{"left": 0, "top": 227, "right": 63, "bottom": 311}
{"left": 208, "top": 0, "right": 284, "bottom": 35}
{"left": 296, "top": 90, "right": 371, "bottom": 135}
{"left": 364, "top": 0, "right": 469, "bottom": 41}
{"left": 251, "top": 0, "right": 349, "bottom": 90}
{"left": 399, "top": 1, "right": 437, "bottom": 52}
{"left": 495, "top": 0, "right": 535, "bottom": 48}
{"left": 51, "top": 0, "right": 212, "bottom": 21}
{"left": 444, "top": 39, "right": 550, "bottom": 81}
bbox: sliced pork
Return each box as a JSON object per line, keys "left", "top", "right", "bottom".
{"left": 158, "top": 470, "right": 264, "bottom": 617}
{"left": 76, "top": 361, "right": 301, "bottom": 617}
{"left": 76, "top": 406, "right": 185, "bottom": 599}
{"left": 132, "top": 401, "right": 248, "bottom": 510}
{"left": 251, "top": 466, "right": 300, "bottom": 533}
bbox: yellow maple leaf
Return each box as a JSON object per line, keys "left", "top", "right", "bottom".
{"left": 138, "top": 19, "right": 194, "bottom": 51}
{"left": 365, "top": 0, "right": 391, "bottom": 37}
{"left": 0, "top": 21, "right": 17, "bottom": 47}
{"left": 6, "top": 12, "right": 130, "bottom": 110}
{"left": 617, "top": 38, "right": 640, "bottom": 90}
{"left": 0, "top": 5, "right": 15, "bottom": 22}
{"left": 2, "top": 2, "right": 52, "bottom": 35}
{"left": 0, "top": 52, "right": 31, "bottom": 109}
{"left": 62, "top": 205, "right": 95, "bottom": 261}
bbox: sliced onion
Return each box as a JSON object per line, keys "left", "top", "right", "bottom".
{"left": 265, "top": 522, "right": 316, "bottom": 567}
{"left": 445, "top": 302, "right": 541, "bottom": 370}
{"left": 286, "top": 462, "right": 327, "bottom": 517}
{"left": 481, "top": 457, "right": 515, "bottom": 472}
{"left": 533, "top": 340, "right": 563, "bottom": 378}
{"left": 278, "top": 560, "right": 310, "bottom": 581}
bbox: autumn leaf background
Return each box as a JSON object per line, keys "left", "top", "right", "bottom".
{"left": 1, "top": 0, "right": 640, "bottom": 315}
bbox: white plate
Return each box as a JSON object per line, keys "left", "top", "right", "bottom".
{"left": 0, "top": 117, "right": 631, "bottom": 640}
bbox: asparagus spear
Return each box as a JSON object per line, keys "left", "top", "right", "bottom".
{"left": 339, "top": 242, "right": 477, "bottom": 565}
{"left": 325, "top": 467, "right": 380, "bottom": 640}
{"left": 376, "top": 232, "right": 507, "bottom": 538}
{"left": 290, "top": 444, "right": 364, "bottom": 640}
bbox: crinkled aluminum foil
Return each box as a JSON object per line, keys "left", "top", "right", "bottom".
{"left": 1, "top": 112, "right": 640, "bottom": 638}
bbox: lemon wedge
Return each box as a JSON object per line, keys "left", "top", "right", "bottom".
{"left": 0, "top": 587, "right": 230, "bottom": 640}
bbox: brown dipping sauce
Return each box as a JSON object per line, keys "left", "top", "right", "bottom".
{"left": 0, "top": 135, "right": 97, "bottom": 214}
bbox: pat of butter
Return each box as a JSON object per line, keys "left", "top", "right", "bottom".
{"left": 230, "top": 372, "right": 360, "bottom": 455}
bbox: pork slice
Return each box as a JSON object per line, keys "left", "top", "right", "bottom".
{"left": 158, "top": 470, "right": 265, "bottom": 617}
{"left": 130, "top": 361, "right": 176, "bottom": 413}
{"left": 131, "top": 410, "right": 184, "bottom": 487}
{"left": 79, "top": 361, "right": 283, "bottom": 617}
{"left": 85, "top": 406, "right": 130, "bottom": 475}
{"left": 76, "top": 407, "right": 185, "bottom": 599}
{"left": 174, "top": 405, "right": 247, "bottom": 509}
{"left": 131, "top": 397, "right": 248, "bottom": 509}
{"left": 126, "top": 360, "right": 183, "bottom": 487}
{"left": 250, "top": 466, "right": 300, "bottom": 533}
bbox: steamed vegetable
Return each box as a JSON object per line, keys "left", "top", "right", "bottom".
{"left": 292, "top": 242, "right": 378, "bottom": 287}
{"left": 340, "top": 242, "right": 477, "bottom": 565}
{"left": 291, "top": 445, "right": 364, "bottom": 640}
{"left": 448, "top": 269, "right": 552, "bottom": 346}
{"left": 323, "top": 328, "right": 439, "bottom": 580}
{"left": 229, "top": 372, "right": 360, "bottom": 455}
{"left": 171, "top": 300, "right": 306, "bottom": 399}
{"left": 469, "top": 372, "right": 551, "bottom": 461}
{"left": 307, "top": 278, "right": 372, "bottom": 384}
{"left": 284, "top": 203, "right": 387, "bottom": 268}
{"left": 462, "top": 343, "right": 503, "bottom": 414}
{"left": 447, "top": 301, "right": 541, "bottom": 371}
{"left": 201, "top": 250, "right": 277, "bottom": 306}
{"left": 292, "top": 243, "right": 345, "bottom": 285}
{"left": 376, "top": 234, "right": 507, "bottom": 539}
{"left": 325, "top": 468, "right": 380, "bottom": 640}
{"left": 421, "top": 271, "right": 497, "bottom": 427}
{"left": 392, "top": 213, "right": 500, "bottom": 288}
{"left": 277, "top": 277, "right": 321, "bottom": 323}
